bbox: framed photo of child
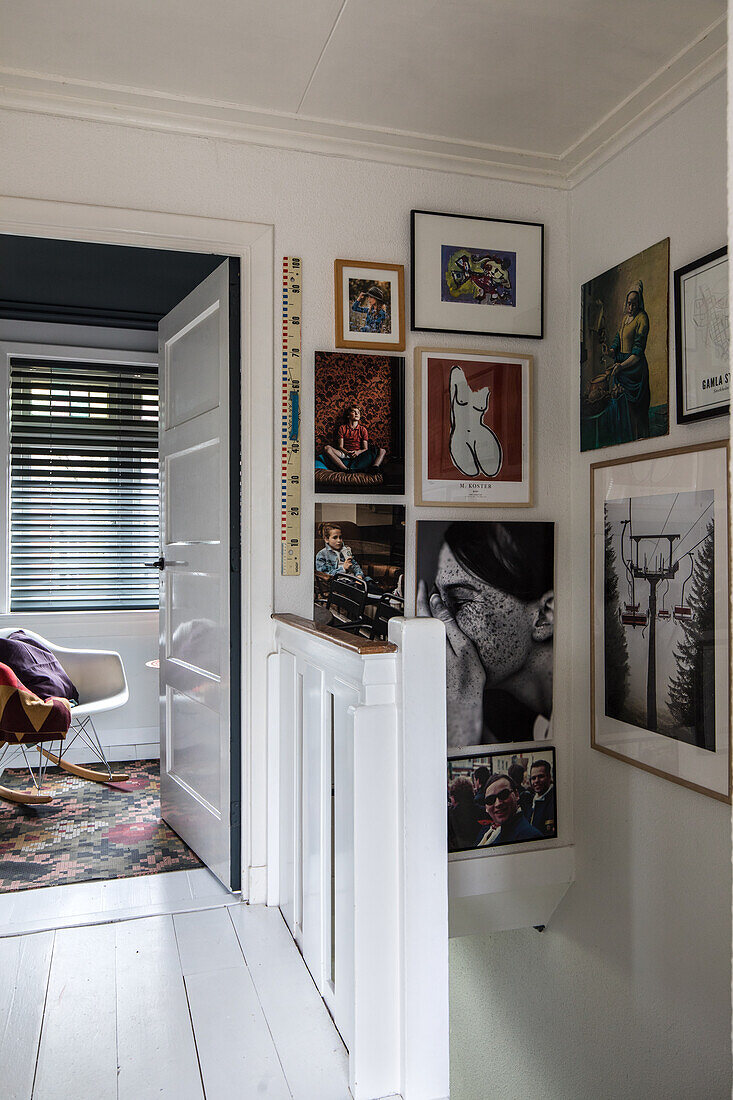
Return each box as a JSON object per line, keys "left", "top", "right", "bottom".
{"left": 334, "top": 260, "right": 405, "bottom": 352}
{"left": 315, "top": 351, "right": 405, "bottom": 495}
{"left": 414, "top": 346, "right": 532, "bottom": 506}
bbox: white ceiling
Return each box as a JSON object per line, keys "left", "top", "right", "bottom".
{"left": 0, "top": 0, "right": 726, "bottom": 185}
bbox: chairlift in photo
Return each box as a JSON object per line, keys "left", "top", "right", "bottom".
{"left": 673, "top": 557, "right": 694, "bottom": 623}
{"left": 657, "top": 580, "right": 671, "bottom": 621}
{"left": 621, "top": 602, "right": 648, "bottom": 628}
{"left": 621, "top": 570, "right": 647, "bottom": 626}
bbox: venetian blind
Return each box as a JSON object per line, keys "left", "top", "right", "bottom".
{"left": 9, "top": 356, "right": 159, "bottom": 612}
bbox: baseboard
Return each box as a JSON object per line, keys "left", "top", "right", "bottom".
{"left": 59, "top": 741, "right": 160, "bottom": 765}
{"left": 0, "top": 739, "right": 159, "bottom": 779}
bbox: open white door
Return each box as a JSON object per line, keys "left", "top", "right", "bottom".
{"left": 156, "top": 259, "right": 241, "bottom": 890}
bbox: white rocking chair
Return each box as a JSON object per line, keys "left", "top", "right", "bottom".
{"left": 0, "top": 628, "right": 131, "bottom": 805}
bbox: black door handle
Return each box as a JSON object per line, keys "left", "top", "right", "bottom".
{"left": 144, "top": 557, "right": 166, "bottom": 570}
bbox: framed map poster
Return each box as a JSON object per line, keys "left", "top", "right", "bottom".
{"left": 674, "top": 247, "right": 729, "bottom": 423}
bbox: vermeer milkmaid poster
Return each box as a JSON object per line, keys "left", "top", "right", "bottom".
{"left": 580, "top": 238, "right": 669, "bottom": 452}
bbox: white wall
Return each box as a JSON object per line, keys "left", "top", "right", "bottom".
{"left": 450, "top": 75, "right": 731, "bottom": 1100}
{"left": 0, "top": 73, "right": 728, "bottom": 1097}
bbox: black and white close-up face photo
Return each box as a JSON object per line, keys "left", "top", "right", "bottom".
{"left": 417, "top": 520, "right": 555, "bottom": 749}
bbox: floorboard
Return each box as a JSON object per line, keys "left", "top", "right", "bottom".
{"left": 116, "top": 915, "right": 204, "bottom": 1100}
{"left": 0, "top": 931, "right": 54, "bottom": 1100}
{"left": 32, "top": 923, "right": 118, "bottom": 1100}
{"left": 229, "top": 904, "right": 350, "bottom": 1100}
{"left": 174, "top": 906, "right": 245, "bottom": 976}
{"left": 185, "top": 965, "right": 292, "bottom": 1100}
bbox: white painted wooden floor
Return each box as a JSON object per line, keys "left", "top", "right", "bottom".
{"left": 0, "top": 902, "right": 350, "bottom": 1100}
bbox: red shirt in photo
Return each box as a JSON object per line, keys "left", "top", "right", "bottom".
{"left": 340, "top": 423, "right": 368, "bottom": 450}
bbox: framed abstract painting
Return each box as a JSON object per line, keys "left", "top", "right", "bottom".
{"left": 590, "top": 440, "right": 730, "bottom": 801}
{"left": 410, "top": 210, "right": 544, "bottom": 338}
{"left": 414, "top": 346, "right": 532, "bottom": 506}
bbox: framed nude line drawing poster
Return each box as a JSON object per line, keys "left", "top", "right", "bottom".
{"left": 414, "top": 346, "right": 532, "bottom": 506}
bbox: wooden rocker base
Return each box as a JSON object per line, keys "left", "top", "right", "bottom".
{"left": 38, "top": 747, "right": 130, "bottom": 784}
{"left": 0, "top": 782, "right": 53, "bottom": 805}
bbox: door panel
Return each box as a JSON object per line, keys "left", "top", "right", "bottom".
{"left": 166, "top": 307, "right": 221, "bottom": 426}
{"left": 158, "top": 259, "right": 241, "bottom": 890}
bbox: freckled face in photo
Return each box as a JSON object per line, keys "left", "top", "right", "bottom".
{"left": 435, "top": 543, "right": 535, "bottom": 688}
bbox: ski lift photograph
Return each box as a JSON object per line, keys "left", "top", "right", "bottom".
{"left": 590, "top": 441, "right": 730, "bottom": 802}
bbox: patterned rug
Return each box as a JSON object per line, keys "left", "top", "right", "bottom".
{"left": 0, "top": 759, "right": 202, "bottom": 892}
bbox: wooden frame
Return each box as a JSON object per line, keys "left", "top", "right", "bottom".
{"left": 590, "top": 440, "right": 730, "bottom": 802}
{"left": 674, "top": 246, "right": 729, "bottom": 423}
{"left": 334, "top": 259, "right": 405, "bottom": 351}
{"left": 410, "top": 209, "right": 544, "bottom": 338}
{"left": 414, "top": 346, "right": 533, "bottom": 507}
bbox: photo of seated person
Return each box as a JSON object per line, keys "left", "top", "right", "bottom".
{"left": 321, "top": 406, "right": 387, "bottom": 474}
{"left": 315, "top": 522, "right": 365, "bottom": 580}
{"left": 314, "top": 352, "right": 405, "bottom": 495}
{"left": 313, "top": 506, "right": 405, "bottom": 636}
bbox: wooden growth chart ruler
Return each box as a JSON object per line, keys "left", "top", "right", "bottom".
{"left": 281, "top": 256, "right": 301, "bottom": 575}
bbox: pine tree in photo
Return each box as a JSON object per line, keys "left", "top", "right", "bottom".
{"left": 668, "top": 520, "right": 715, "bottom": 750}
{"left": 604, "top": 518, "right": 630, "bottom": 718}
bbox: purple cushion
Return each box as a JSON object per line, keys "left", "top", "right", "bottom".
{"left": 0, "top": 631, "right": 79, "bottom": 703}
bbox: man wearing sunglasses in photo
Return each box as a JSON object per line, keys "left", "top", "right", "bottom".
{"left": 476, "top": 772, "right": 544, "bottom": 847}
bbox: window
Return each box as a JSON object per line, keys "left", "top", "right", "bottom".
{"left": 9, "top": 355, "right": 159, "bottom": 611}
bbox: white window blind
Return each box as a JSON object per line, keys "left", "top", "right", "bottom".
{"left": 9, "top": 356, "right": 159, "bottom": 612}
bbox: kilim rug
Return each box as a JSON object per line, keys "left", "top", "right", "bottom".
{"left": 0, "top": 759, "right": 202, "bottom": 892}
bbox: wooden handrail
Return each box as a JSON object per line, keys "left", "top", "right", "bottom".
{"left": 272, "top": 613, "right": 397, "bottom": 654}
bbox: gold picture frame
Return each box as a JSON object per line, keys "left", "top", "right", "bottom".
{"left": 590, "top": 439, "right": 730, "bottom": 801}
{"left": 334, "top": 259, "right": 405, "bottom": 352}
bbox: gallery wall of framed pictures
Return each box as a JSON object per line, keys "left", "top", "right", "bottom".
{"left": 301, "top": 212, "right": 567, "bottom": 860}
{"left": 301, "top": 202, "right": 730, "bottom": 871}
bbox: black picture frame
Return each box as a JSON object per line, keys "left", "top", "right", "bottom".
{"left": 447, "top": 746, "right": 558, "bottom": 853}
{"left": 410, "top": 209, "right": 544, "bottom": 339}
{"left": 674, "top": 246, "right": 729, "bottom": 424}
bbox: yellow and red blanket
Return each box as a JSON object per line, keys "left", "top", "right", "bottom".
{"left": 0, "top": 662, "right": 72, "bottom": 745}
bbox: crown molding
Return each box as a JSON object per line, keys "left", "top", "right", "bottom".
{"left": 0, "top": 14, "right": 725, "bottom": 193}
{"left": 563, "top": 15, "right": 726, "bottom": 185}
{"left": 0, "top": 68, "right": 567, "bottom": 189}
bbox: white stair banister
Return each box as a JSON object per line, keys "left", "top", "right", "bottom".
{"left": 268, "top": 614, "right": 449, "bottom": 1100}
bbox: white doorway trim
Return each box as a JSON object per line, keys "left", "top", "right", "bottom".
{"left": 0, "top": 196, "right": 275, "bottom": 902}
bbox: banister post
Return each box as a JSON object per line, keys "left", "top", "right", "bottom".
{"left": 390, "top": 616, "right": 450, "bottom": 1100}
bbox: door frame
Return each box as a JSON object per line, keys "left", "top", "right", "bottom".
{"left": 0, "top": 196, "right": 275, "bottom": 902}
